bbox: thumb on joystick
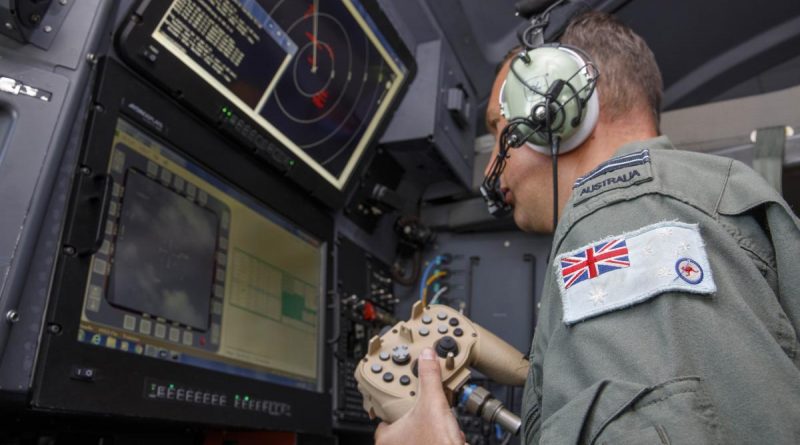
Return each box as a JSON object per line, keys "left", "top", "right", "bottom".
{"left": 416, "top": 348, "right": 449, "bottom": 412}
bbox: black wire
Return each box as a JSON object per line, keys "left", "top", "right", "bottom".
{"left": 510, "top": 57, "right": 548, "bottom": 98}
{"left": 544, "top": 94, "right": 560, "bottom": 232}
{"left": 518, "top": 0, "right": 568, "bottom": 49}
{"left": 551, "top": 135, "right": 560, "bottom": 232}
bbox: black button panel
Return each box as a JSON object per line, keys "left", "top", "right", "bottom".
{"left": 145, "top": 380, "right": 227, "bottom": 407}
{"left": 143, "top": 378, "right": 292, "bottom": 416}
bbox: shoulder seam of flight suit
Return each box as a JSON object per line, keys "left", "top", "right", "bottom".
{"left": 712, "top": 158, "right": 735, "bottom": 215}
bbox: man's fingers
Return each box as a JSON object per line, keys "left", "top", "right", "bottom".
{"left": 375, "top": 421, "right": 388, "bottom": 438}
{"left": 416, "top": 348, "right": 449, "bottom": 408}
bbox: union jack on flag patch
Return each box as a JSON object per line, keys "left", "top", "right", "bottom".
{"left": 560, "top": 239, "right": 630, "bottom": 289}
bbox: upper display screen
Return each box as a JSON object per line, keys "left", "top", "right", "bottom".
{"left": 150, "top": 0, "right": 408, "bottom": 190}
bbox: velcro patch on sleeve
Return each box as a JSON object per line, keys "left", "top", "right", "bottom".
{"left": 556, "top": 222, "right": 716, "bottom": 325}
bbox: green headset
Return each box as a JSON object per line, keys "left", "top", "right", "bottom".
{"left": 500, "top": 44, "right": 599, "bottom": 154}
{"left": 481, "top": 39, "right": 600, "bottom": 222}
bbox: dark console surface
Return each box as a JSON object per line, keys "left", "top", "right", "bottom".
{"left": 33, "top": 59, "right": 334, "bottom": 433}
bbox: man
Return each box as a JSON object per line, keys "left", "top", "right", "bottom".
{"left": 376, "top": 11, "right": 800, "bottom": 444}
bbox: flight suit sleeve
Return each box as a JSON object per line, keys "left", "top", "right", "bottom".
{"left": 523, "top": 188, "right": 800, "bottom": 445}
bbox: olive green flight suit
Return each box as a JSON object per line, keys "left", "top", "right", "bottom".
{"left": 521, "top": 136, "right": 800, "bottom": 444}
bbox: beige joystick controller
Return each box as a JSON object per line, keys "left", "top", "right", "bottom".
{"left": 354, "top": 301, "right": 529, "bottom": 427}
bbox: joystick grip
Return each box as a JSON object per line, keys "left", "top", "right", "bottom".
{"left": 354, "top": 301, "right": 529, "bottom": 424}
{"left": 472, "top": 324, "right": 528, "bottom": 386}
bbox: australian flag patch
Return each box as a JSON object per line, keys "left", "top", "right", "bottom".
{"left": 560, "top": 238, "right": 630, "bottom": 289}
{"left": 555, "top": 222, "right": 716, "bottom": 325}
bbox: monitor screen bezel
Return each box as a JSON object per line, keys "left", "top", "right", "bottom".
{"left": 115, "top": 0, "right": 416, "bottom": 209}
{"left": 33, "top": 58, "right": 334, "bottom": 433}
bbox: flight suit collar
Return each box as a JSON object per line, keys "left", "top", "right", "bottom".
{"left": 611, "top": 134, "right": 674, "bottom": 157}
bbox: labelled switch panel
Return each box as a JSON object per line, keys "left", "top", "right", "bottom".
{"left": 334, "top": 236, "right": 398, "bottom": 430}
{"left": 344, "top": 149, "right": 406, "bottom": 234}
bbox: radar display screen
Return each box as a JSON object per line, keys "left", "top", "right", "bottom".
{"left": 149, "top": 0, "right": 409, "bottom": 190}
{"left": 78, "top": 119, "right": 325, "bottom": 392}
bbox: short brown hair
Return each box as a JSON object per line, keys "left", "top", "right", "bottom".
{"left": 560, "top": 11, "right": 663, "bottom": 126}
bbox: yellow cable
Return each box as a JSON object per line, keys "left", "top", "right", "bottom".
{"left": 423, "top": 271, "right": 448, "bottom": 306}
{"left": 426, "top": 270, "right": 448, "bottom": 286}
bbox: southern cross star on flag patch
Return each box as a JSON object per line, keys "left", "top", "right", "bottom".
{"left": 555, "top": 221, "right": 716, "bottom": 325}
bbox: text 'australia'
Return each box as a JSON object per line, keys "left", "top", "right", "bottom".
{"left": 580, "top": 170, "right": 642, "bottom": 196}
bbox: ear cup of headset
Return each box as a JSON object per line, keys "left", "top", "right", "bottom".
{"left": 499, "top": 45, "right": 599, "bottom": 155}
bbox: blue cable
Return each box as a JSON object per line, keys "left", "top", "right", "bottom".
{"left": 419, "top": 255, "right": 443, "bottom": 302}
{"left": 459, "top": 384, "right": 477, "bottom": 407}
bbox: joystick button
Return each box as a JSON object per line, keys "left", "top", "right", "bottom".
{"left": 449, "top": 317, "right": 460, "bottom": 327}
{"left": 421, "top": 315, "right": 432, "bottom": 324}
{"left": 379, "top": 352, "right": 390, "bottom": 361}
{"left": 383, "top": 372, "right": 394, "bottom": 383}
{"left": 419, "top": 327, "right": 430, "bottom": 336}
{"left": 437, "top": 324, "right": 448, "bottom": 334}
{"left": 392, "top": 345, "right": 411, "bottom": 365}
{"left": 399, "top": 375, "right": 411, "bottom": 386}
{"left": 371, "top": 364, "right": 383, "bottom": 373}
{"left": 437, "top": 311, "right": 448, "bottom": 320}
{"left": 454, "top": 327, "right": 464, "bottom": 337}
{"left": 435, "top": 336, "right": 459, "bottom": 358}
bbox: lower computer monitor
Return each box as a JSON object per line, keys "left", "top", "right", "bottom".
{"left": 33, "top": 59, "right": 333, "bottom": 433}
{"left": 81, "top": 118, "right": 325, "bottom": 392}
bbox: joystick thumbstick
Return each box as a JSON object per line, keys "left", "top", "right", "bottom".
{"left": 392, "top": 345, "right": 411, "bottom": 365}
{"left": 435, "top": 336, "right": 459, "bottom": 358}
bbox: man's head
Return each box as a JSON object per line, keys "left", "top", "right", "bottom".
{"left": 484, "top": 11, "right": 662, "bottom": 233}
{"left": 560, "top": 11, "right": 662, "bottom": 127}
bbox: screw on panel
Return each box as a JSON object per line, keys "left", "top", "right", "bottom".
{"left": 4, "top": 22, "right": 13, "bottom": 30}
{"left": 43, "top": 25, "right": 53, "bottom": 33}
{"left": 62, "top": 245, "right": 76, "bottom": 256}
{"left": 79, "top": 166, "right": 92, "bottom": 175}
{"left": 47, "top": 323, "right": 62, "bottom": 335}
{"left": 59, "top": 0, "right": 68, "bottom": 5}
{"left": 30, "top": 14, "right": 41, "bottom": 24}
{"left": 5, "top": 310, "right": 19, "bottom": 323}
{"left": 86, "top": 53, "right": 98, "bottom": 64}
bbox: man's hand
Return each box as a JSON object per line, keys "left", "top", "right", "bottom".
{"left": 374, "top": 348, "right": 465, "bottom": 445}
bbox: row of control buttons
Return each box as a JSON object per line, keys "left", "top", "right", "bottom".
{"left": 146, "top": 383, "right": 227, "bottom": 407}
{"left": 418, "top": 323, "right": 461, "bottom": 336}
{"left": 145, "top": 382, "right": 291, "bottom": 416}
{"left": 421, "top": 313, "right": 460, "bottom": 327}
{"left": 381, "top": 372, "right": 412, "bottom": 386}
{"left": 233, "top": 396, "right": 292, "bottom": 416}
{"left": 421, "top": 311, "right": 449, "bottom": 324}
{"left": 123, "top": 314, "right": 218, "bottom": 347}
